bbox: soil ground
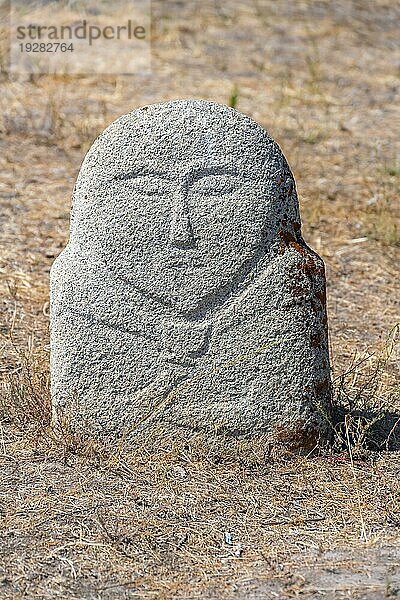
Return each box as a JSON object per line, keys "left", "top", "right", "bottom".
{"left": 0, "top": 1, "right": 399, "bottom": 598}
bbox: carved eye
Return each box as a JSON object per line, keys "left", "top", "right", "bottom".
{"left": 138, "top": 176, "right": 166, "bottom": 196}
{"left": 192, "top": 174, "right": 242, "bottom": 196}
{"left": 117, "top": 174, "right": 169, "bottom": 196}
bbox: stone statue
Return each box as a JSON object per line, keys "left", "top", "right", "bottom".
{"left": 50, "top": 99, "right": 332, "bottom": 448}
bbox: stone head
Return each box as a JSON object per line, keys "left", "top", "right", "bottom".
{"left": 70, "top": 100, "right": 300, "bottom": 315}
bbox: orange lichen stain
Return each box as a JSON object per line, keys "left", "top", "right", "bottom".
{"left": 310, "top": 330, "right": 322, "bottom": 348}
{"left": 293, "top": 221, "right": 301, "bottom": 232}
{"left": 273, "top": 422, "right": 320, "bottom": 452}
{"left": 278, "top": 229, "right": 306, "bottom": 256}
{"left": 297, "top": 256, "right": 325, "bottom": 278}
{"left": 279, "top": 229, "right": 306, "bottom": 255}
{"left": 315, "top": 377, "right": 330, "bottom": 397}
{"left": 278, "top": 230, "right": 323, "bottom": 278}
{"left": 292, "top": 286, "right": 308, "bottom": 298}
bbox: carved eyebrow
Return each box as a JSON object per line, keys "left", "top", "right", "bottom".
{"left": 108, "top": 166, "right": 250, "bottom": 185}
{"left": 109, "top": 171, "right": 171, "bottom": 183}
{"left": 188, "top": 166, "right": 241, "bottom": 182}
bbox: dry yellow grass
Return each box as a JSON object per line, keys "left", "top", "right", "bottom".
{"left": 1, "top": 0, "right": 400, "bottom": 597}
{"left": 0, "top": 352, "right": 399, "bottom": 598}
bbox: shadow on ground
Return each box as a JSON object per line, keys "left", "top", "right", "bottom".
{"left": 332, "top": 406, "right": 400, "bottom": 452}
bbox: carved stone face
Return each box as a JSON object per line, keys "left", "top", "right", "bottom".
{"left": 72, "top": 101, "right": 298, "bottom": 315}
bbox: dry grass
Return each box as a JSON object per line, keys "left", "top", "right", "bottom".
{"left": 1, "top": 0, "right": 400, "bottom": 597}
{"left": 0, "top": 343, "right": 399, "bottom": 598}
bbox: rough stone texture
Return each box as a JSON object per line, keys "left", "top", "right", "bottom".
{"left": 50, "top": 99, "right": 332, "bottom": 446}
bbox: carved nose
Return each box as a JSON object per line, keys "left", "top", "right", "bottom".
{"left": 169, "top": 205, "right": 195, "bottom": 249}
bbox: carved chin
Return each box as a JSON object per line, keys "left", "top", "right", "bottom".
{"left": 119, "top": 262, "right": 254, "bottom": 316}
{"left": 129, "top": 275, "right": 232, "bottom": 314}
{"left": 103, "top": 247, "right": 265, "bottom": 315}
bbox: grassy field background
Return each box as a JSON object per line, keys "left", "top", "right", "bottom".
{"left": 0, "top": 1, "right": 399, "bottom": 597}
